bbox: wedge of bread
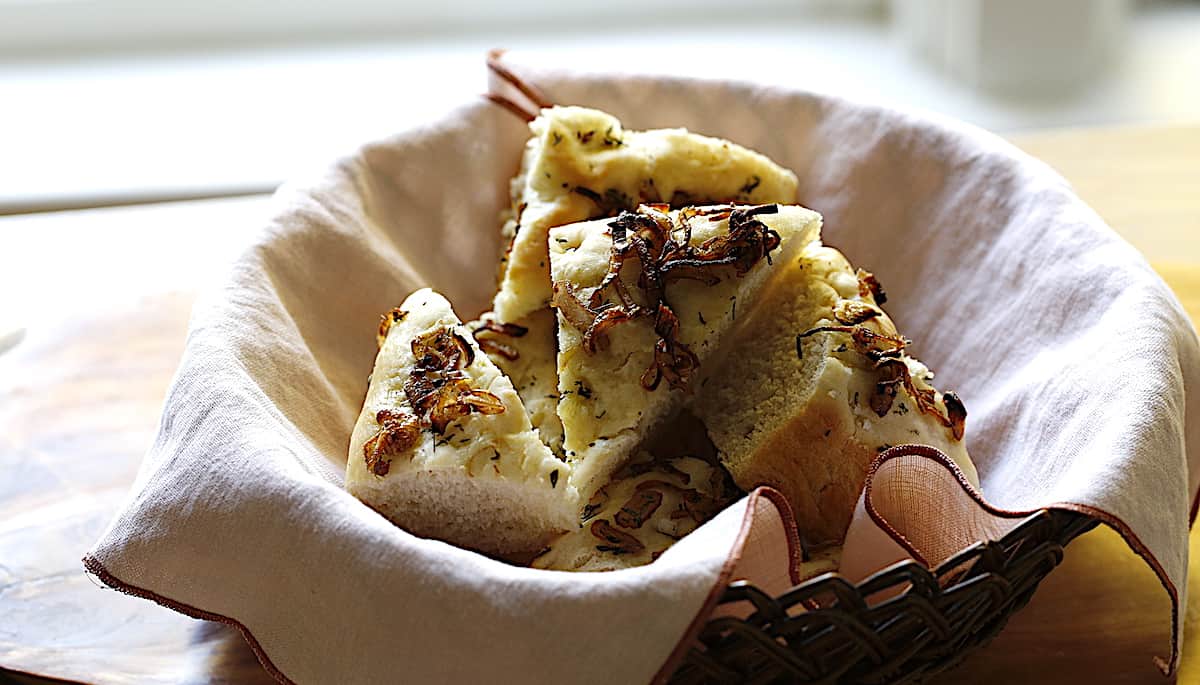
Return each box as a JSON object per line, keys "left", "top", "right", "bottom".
{"left": 531, "top": 451, "right": 737, "bottom": 572}
{"left": 549, "top": 204, "right": 822, "bottom": 499}
{"left": 693, "top": 244, "right": 979, "bottom": 544}
{"left": 494, "top": 105, "right": 799, "bottom": 325}
{"left": 346, "top": 289, "right": 575, "bottom": 556}
{"left": 488, "top": 106, "right": 798, "bottom": 457}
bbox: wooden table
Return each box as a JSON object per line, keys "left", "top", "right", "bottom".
{"left": 1, "top": 124, "right": 1197, "bottom": 684}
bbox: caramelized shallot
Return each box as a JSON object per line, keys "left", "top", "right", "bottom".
{"left": 801, "top": 324, "right": 968, "bottom": 441}
{"left": 641, "top": 304, "right": 699, "bottom": 392}
{"left": 553, "top": 203, "right": 784, "bottom": 393}
{"left": 856, "top": 268, "right": 887, "bottom": 304}
{"left": 833, "top": 300, "right": 881, "bottom": 325}
{"left": 590, "top": 519, "right": 646, "bottom": 555}
{"left": 797, "top": 325, "right": 909, "bottom": 360}
{"left": 403, "top": 327, "right": 506, "bottom": 435}
{"left": 362, "top": 409, "right": 421, "bottom": 476}
{"left": 614, "top": 489, "right": 663, "bottom": 529}
{"left": 472, "top": 320, "right": 528, "bottom": 361}
{"left": 552, "top": 281, "right": 599, "bottom": 333}
{"left": 377, "top": 308, "right": 408, "bottom": 348}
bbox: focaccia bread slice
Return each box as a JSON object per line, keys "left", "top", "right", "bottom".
{"left": 494, "top": 105, "right": 798, "bottom": 323}
{"left": 346, "top": 288, "right": 575, "bottom": 556}
{"left": 489, "top": 106, "right": 798, "bottom": 454}
{"left": 531, "top": 451, "right": 738, "bottom": 572}
{"left": 693, "top": 244, "right": 980, "bottom": 544}
{"left": 549, "top": 204, "right": 822, "bottom": 498}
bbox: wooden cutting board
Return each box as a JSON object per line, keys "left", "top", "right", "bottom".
{"left": 1, "top": 125, "right": 1197, "bottom": 684}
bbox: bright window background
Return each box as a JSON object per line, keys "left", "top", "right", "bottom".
{"left": 0, "top": 0, "right": 868, "bottom": 53}
{"left": 1, "top": 0, "right": 1198, "bottom": 214}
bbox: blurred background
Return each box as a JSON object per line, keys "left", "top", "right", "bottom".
{"left": 0, "top": 0, "right": 1197, "bottom": 216}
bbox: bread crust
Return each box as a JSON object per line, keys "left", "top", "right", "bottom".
{"left": 345, "top": 289, "right": 575, "bottom": 556}
{"left": 726, "top": 391, "right": 878, "bottom": 545}
{"left": 696, "top": 244, "right": 978, "bottom": 544}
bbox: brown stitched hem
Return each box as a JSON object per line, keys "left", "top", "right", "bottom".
{"left": 81, "top": 554, "right": 295, "bottom": 685}
{"left": 485, "top": 48, "right": 551, "bottom": 109}
{"left": 862, "top": 444, "right": 1017, "bottom": 566}
{"left": 1052, "top": 502, "right": 1180, "bottom": 677}
{"left": 764, "top": 488, "right": 807, "bottom": 586}
{"left": 863, "top": 445, "right": 1044, "bottom": 566}
{"left": 866, "top": 444, "right": 1179, "bottom": 677}
{"left": 649, "top": 486, "right": 801, "bottom": 685}
{"left": 83, "top": 488, "right": 800, "bottom": 685}
{"left": 482, "top": 92, "right": 537, "bottom": 123}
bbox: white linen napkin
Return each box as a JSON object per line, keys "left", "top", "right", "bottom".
{"left": 85, "top": 58, "right": 1200, "bottom": 683}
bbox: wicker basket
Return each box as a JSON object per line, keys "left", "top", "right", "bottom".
{"left": 669, "top": 509, "right": 1097, "bottom": 684}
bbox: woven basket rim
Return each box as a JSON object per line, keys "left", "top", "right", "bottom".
{"left": 670, "top": 508, "right": 1097, "bottom": 684}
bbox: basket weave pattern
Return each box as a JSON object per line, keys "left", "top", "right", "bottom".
{"left": 670, "top": 509, "right": 1097, "bottom": 684}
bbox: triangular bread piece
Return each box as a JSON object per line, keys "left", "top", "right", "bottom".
{"left": 494, "top": 105, "right": 799, "bottom": 324}
{"left": 346, "top": 288, "right": 575, "bottom": 556}
{"left": 549, "top": 204, "right": 822, "bottom": 497}
{"left": 487, "top": 106, "right": 798, "bottom": 456}
{"left": 693, "top": 244, "right": 980, "bottom": 544}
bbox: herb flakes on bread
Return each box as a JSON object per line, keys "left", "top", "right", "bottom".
{"left": 532, "top": 451, "right": 738, "bottom": 572}
{"left": 495, "top": 105, "right": 799, "bottom": 324}
{"left": 549, "top": 204, "right": 822, "bottom": 500}
{"left": 486, "top": 105, "right": 800, "bottom": 456}
{"left": 346, "top": 288, "right": 576, "bottom": 556}
{"left": 694, "top": 244, "right": 979, "bottom": 544}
